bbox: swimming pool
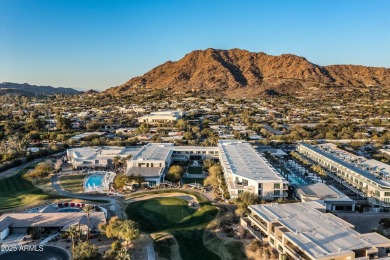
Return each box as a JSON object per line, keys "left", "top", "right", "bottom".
{"left": 85, "top": 175, "right": 104, "bottom": 189}
{"left": 58, "top": 207, "right": 82, "bottom": 212}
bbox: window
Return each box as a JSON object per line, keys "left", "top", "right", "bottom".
{"left": 385, "top": 192, "right": 390, "bottom": 197}
{"left": 274, "top": 190, "right": 280, "bottom": 196}
{"left": 238, "top": 190, "right": 244, "bottom": 195}
{"left": 274, "top": 183, "right": 280, "bottom": 189}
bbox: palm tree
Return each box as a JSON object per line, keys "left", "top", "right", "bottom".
{"left": 67, "top": 225, "right": 79, "bottom": 251}
{"left": 113, "top": 156, "right": 121, "bottom": 171}
{"left": 82, "top": 205, "right": 95, "bottom": 242}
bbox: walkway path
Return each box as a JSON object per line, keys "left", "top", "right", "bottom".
{"left": 0, "top": 158, "right": 42, "bottom": 180}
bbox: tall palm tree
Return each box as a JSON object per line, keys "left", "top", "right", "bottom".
{"left": 113, "top": 156, "right": 121, "bottom": 171}
{"left": 82, "top": 205, "right": 94, "bottom": 242}
{"left": 67, "top": 225, "right": 79, "bottom": 251}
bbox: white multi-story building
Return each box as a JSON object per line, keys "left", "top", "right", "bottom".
{"left": 243, "top": 201, "right": 390, "bottom": 260}
{"left": 218, "top": 140, "right": 288, "bottom": 199}
{"left": 125, "top": 143, "right": 219, "bottom": 186}
{"left": 67, "top": 146, "right": 140, "bottom": 170}
{"left": 297, "top": 143, "right": 390, "bottom": 208}
{"left": 137, "top": 110, "right": 185, "bottom": 125}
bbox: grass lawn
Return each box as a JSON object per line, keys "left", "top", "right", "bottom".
{"left": 0, "top": 165, "right": 59, "bottom": 211}
{"left": 125, "top": 189, "right": 209, "bottom": 203}
{"left": 126, "top": 197, "right": 220, "bottom": 260}
{"left": 188, "top": 166, "right": 203, "bottom": 175}
{"left": 59, "top": 174, "right": 87, "bottom": 193}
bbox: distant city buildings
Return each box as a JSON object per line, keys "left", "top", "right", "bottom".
{"left": 137, "top": 110, "right": 185, "bottom": 125}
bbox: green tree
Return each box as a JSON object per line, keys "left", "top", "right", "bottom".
{"left": 72, "top": 241, "right": 98, "bottom": 260}
{"left": 67, "top": 226, "right": 80, "bottom": 251}
{"left": 166, "top": 165, "right": 184, "bottom": 182}
{"left": 99, "top": 217, "right": 140, "bottom": 246}
{"left": 114, "top": 174, "right": 129, "bottom": 189}
{"left": 55, "top": 115, "right": 72, "bottom": 131}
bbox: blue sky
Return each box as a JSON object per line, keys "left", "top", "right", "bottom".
{"left": 0, "top": 0, "right": 389, "bottom": 90}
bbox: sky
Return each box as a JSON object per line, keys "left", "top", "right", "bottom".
{"left": 0, "top": 0, "right": 389, "bottom": 91}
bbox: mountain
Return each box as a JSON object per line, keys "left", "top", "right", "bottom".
{"left": 106, "top": 48, "right": 390, "bottom": 97}
{"left": 0, "top": 82, "right": 83, "bottom": 95}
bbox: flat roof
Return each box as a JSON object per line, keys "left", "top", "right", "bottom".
{"left": 249, "top": 202, "right": 390, "bottom": 258}
{"left": 299, "top": 143, "right": 390, "bottom": 187}
{"left": 132, "top": 143, "right": 173, "bottom": 161}
{"left": 0, "top": 212, "right": 105, "bottom": 230}
{"left": 218, "top": 140, "right": 287, "bottom": 182}
{"left": 297, "top": 182, "right": 340, "bottom": 198}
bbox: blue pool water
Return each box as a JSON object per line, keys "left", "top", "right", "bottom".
{"left": 58, "top": 207, "right": 82, "bottom": 212}
{"left": 85, "top": 175, "right": 103, "bottom": 189}
{"left": 287, "top": 174, "right": 309, "bottom": 185}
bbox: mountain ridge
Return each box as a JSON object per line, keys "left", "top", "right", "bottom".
{"left": 106, "top": 48, "right": 390, "bottom": 97}
{"left": 0, "top": 82, "right": 83, "bottom": 96}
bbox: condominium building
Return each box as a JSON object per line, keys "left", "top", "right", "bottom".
{"left": 297, "top": 143, "right": 390, "bottom": 208}
{"left": 242, "top": 201, "right": 390, "bottom": 260}
{"left": 125, "top": 143, "right": 219, "bottom": 186}
{"left": 137, "top": 110, "right": 184, "bottom": 125}
{"left": 218, "top": 140, "right": 288, "bottom": 199}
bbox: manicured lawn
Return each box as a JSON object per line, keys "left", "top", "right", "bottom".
{"left": 0, "top": 166, "right": 58, "bottom": 211}
{"left": 59, "top": 174, "right": 87, "bottom": 193}
{"left": 125, "top": 189, "right": 209, "bottom": 203}
{"left": 126, "top": 197, "right": 220, "bottom": 260}
{"left": 188, "top": 166, "right": 203, "bottom": 175}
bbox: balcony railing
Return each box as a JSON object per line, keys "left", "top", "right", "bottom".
{"left": 248, "top": 215, "right": 267, "bottom": 232}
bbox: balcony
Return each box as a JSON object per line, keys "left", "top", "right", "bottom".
{"left": 248, "top": 215, "right": 268, "bottom": 232}
{"left": 369, "top": 197, "right": 381, "bottom": 206}
{"left": 270, "top": 191, "right": 288, "bottom": 198}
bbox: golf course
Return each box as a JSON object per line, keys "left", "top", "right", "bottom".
{"left": 0, "top": 163, "right": 59, "bottom": 211}
{"left": 126, "top": 196, "right": 247, "bottom": 260}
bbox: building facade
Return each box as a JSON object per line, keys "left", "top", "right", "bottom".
{"left": 243, "top": 201, "right": 390, "bottom": 260}
{"left": 297, "top": 143, "right": 390, "bottom": 208}
{"left": 218, "top": 140, "right": 288, "bottom": 200}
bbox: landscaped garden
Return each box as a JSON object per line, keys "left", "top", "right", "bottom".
{"left": 188, "top": 166, "right": 203, "bottom": 175}
{"left": 0, "top": 164, "right": 59, "bottom": 211}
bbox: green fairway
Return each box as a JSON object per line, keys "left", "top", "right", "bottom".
{"left": 59, "top": 174, "right": 87, "bottom": 193}
{"left": 0, "top": 165, "right": 59, "bottom": 211}
{"left": 126, "top": 197, "right": 220, "bottom": 260}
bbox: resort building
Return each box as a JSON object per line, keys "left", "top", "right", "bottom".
{"left": 242, "top": 201, "right": 390, "bottom": 260}
{"left": 67, "top": 146, "right": 140, "bottom": 170}
{"left": 137, "top": 110, "right": 185, "bottom": 125}
{"left": 125, "top": 143, "right": 219, "bottom": 187}
{"left": 218, "top": 140, "right": 288, "bottom": 199}
{"left": 297, "top": 143, "right": 390, "bottom": 208}
{"left": 126, "top": 143, "right": 174, "bottom": 187}
{"left": 0, "top": 209, "right": 105, "bottom": 241}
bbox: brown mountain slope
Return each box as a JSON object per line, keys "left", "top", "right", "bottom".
{"left": 106, "top": 48, "right": 390, "bottom": 96}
